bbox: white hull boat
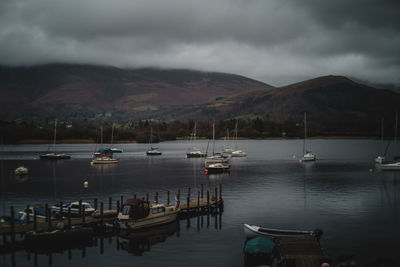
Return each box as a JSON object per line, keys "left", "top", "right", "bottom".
{"left": 380, "top": 161, "right": 400, "bottom": 171}
{"left": 243, "top": 224, "right": 322, "bottom": 240}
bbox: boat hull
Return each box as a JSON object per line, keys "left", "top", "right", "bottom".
{"left": 91, "top": 158, "right": 119, "bottom": 164}
{"left": 243, "top": 224, "right": 318, "bottom": 239}
{"left": 118, "top": 213, "right": 178, "bottom": 231}
{"left": 380, "top": 162, "right": 400, "bottom": 171}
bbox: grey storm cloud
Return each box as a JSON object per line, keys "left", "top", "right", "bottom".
{"left": 0, "top": 0, "right": 399, "bottom": 86}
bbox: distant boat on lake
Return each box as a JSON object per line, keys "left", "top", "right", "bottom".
{"left": 146, "top": 127, "right": 162, "bottom": 156}
{"left": 231, "top": 121, "right": 247, "bottom": 157}
{"left": 187, "top": 122, "right": 207, "bottom": 158}
{"left": 91, "top": 126, "right": 119, "bottom": 164}
{"left": 110, "top": 123, "right": 123, "bottom": 153}
{"left": 381, "top": 111, "right": 400, "bottom": 171}
{"left": 14, "top": 166, "right": 28, "bottom": 175}
{"left": 40, "top": 119, "right": 71, "bottom": 160}
{"left": 301, "top": 112, "right": 316, "bottom": 161}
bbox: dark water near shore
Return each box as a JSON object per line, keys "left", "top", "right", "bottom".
{"left": 0, "top": 140, "right": 399, "bottom": 267}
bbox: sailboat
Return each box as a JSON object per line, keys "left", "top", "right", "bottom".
{"left": 146, "top": 126, "right": 162, "bottom": 156}
{"left": 375, "top": 118, "right": 386, "bottom": 164}
{"left": 205, "top": 123, "right": 230, "bottom": 173}
{"left": 381, "top": 111, "right": 400, "bottom": 171}
{"left": 91, "top": 125, "right": 119, "bottom": 164}
{"left": 231, "top": 121, "right": 247, "bottom": 157}
{"left": 301, "top": 112, "right": 316, "bottom": 161}
{"left": 222, "top": 128, "right": 234, "bottom": 154}
{"left": 110, "top": 123, "right": 123, "bottom": 153}
{"left": 40, "top": 119, "right": 71, "bottom": 159}
{"left": 187, "top": 122, "right": 207, "bottom": 158}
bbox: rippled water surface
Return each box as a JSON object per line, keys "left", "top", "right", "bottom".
{"left": 0, "top": 139, "right": 399, "bottom": 267}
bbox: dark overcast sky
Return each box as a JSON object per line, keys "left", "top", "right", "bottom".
{"left": 0, "top": 0, "right": 399, "bottom": 86}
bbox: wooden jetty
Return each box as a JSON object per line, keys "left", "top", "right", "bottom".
{"left": 278, "top": 235, "right": 329, "bottom": 267}
{"left": 0, "top": 184, "right": 223, "bottom": 239}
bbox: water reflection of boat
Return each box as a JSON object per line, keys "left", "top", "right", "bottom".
{"left": 117, "top": 198, "right": 179, "bottom": 230}
{"left": 118, "top": 221, "right": 179, "bottom": 255}
{"left": 25, "top": 226, "right": 94, "bottom": 249}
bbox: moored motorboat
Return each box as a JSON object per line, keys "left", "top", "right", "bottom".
{"left": 375, "top": 155, "right": 386, "bottom": 164}
{"left": 117, "top": 198, "right": 179, "bottom": 231}
{"left": 111, "top": 148, "right": 123, "bottom": 153}
{"left": 243, "top": 224, "right": 322, "bottom": 240}
{"left": 204, "top": 153, "right": 229, "bottom": 165}
{"left": 91, "top": 155, "right": 119, "bottom": 164}
{"left": 18, "top": 205, "right": 49, "bottom": 222}
{"left": 51, "top": 202, "right": 95, "bottom": 217}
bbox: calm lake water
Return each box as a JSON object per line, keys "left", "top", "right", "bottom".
{"left": 0, "top": 139, "right": 399, "bottom": 267}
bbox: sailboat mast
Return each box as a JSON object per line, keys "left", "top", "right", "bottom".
{"left": 235, "top": 121, "right": 238, "bottom": 150}
{"left": 395, "top": 111, "right": 398, "bottom": 156}
{"left": 111, "top": 123, "right": 114, "bottom": 145}
{"left": 100, "top": 125, "right": 103, "bottom": 150}
{"left": 53, "top": 119, "right": 57, "bottom": 154}
{"left": 381, "top": 117, "right": 384, "bottom": 153}
{"left": 303, "top": 112, "right": 306, "bottom": 155}
{"left": 212, "top": 123, "right": 215, "bottom": 156}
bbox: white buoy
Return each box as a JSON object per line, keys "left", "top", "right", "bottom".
{"left": 83, "top": 181, "right": 89, "bottom": 188}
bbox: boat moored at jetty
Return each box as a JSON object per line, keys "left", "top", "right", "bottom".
{"left": 117, "top": 198, "right": 179, "bottom": 231}
{"left": 51, "top": 202, "right": 95, "bottom": 217}
{"left": 14, "top": 166, "right": 29, "bottom": 175}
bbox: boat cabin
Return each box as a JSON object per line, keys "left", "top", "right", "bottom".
{"left": 119, "top": 199, "right": 151, "bottom": 220}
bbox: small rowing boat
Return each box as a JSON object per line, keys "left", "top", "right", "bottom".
{"left": 243, "top": 224, "right": 322, "bottom": 240}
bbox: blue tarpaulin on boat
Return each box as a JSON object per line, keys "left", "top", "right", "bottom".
{"left": 244, "top": 237, "right": 274, "bottom": 254}
{"left": 97, "top": 148, "right": 113, "bottom": 154}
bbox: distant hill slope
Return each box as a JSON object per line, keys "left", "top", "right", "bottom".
{"left": 168, "top": 75, "right": 400, "bottom": 134}
{"left": 0, "top": 64, "right": 272, "bottom": 121}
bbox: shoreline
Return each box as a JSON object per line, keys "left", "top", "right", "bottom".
{"left": 12, "top": 136, "right": 385, "bottom": 145}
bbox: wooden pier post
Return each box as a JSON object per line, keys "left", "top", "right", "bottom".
{"left": 155, "top": 192, "right": 159, "bottom": 204}
{"left": 187, "top": 197, "right": 189, "bottom": 211}
{"left": 45, "top": 203, "right": 48, "bottom": 222}
{"left": 60, "top": 201, "right": 63, "bottom": 217}
{"left": 207, "top": 191, "right": 210, "bottom": 210}
{"left": 67, "top": 207, "right": 71, "bottom": 228}
{"left": 10, "top": 206, "right": 15, "bottom": 243}
{"left": 197, "top": 191, "right": 200, "bottom": 213}
{"left": 146, "top": 193, "right": 149, "bottom": 201}
{"left": 134, "top": 194, "right": 136, "bottom": 199}
{"left": 215, "top": 187, "right": 218, "bottom": 211}
{"left": 26, "top": 205, "right": 30, "bottom": 224}
{"left": 33, "top": 210, "right": 37, "bottom": 231}
{"left": 188, "top": 187, "right": 191, "bottom": 201}
{"left": 100, "top": 202, "right": 104, "bottom": 224}
{"left": 201, "top": 184, "right": 204, "bottom": 199}
{"left": 79, "top": 200, "right": 82, "bottom": 216}
{"left": 108, "top": 197, "right": 112, "bottom": 210}
{"left": 47, "top": 207, "right": 51, "bottom": 229}
{"left": 116, "top": 200, "right": 120, "bottom": 213}
{"left": 219, "top": 184, "right": 222, "bottom": 202}
{"left": 120, "top": 196, "right": 124, "bottom": 206}
{"left": 177, "top": 189, "right": 180, "bottom": 201}
{"left": 94, "top": 199, "right": 98, "bottom": 210}
{"left": 167, "top": 191, "right": 170, "bottom": 205}
{"left": 82, "top": 205, "right": 85, "bottom": 223}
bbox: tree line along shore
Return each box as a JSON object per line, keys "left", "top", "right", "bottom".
{"left": 0, "top": 118, "right": 391, "bottom": 145}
